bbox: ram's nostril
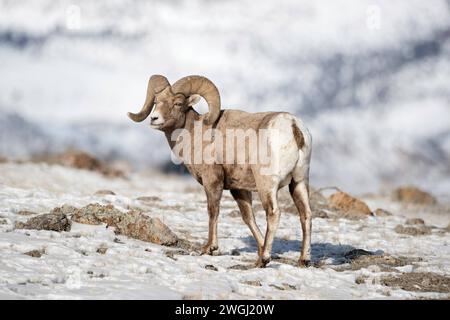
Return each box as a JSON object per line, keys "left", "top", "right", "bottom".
{"left": 150, "top": 116, "right": 159, "bottom": 121}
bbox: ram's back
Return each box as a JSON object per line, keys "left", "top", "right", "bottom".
{"left": 211, "top": 109, "right": 311, "bottom": 190}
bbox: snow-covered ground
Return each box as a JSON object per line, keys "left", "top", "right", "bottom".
{"left": 0, "top": 162, "right": 449, "bottom": 299}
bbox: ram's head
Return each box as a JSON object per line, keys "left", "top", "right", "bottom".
{"left": 127, "top": 75, "right": 221, "bottom": 130}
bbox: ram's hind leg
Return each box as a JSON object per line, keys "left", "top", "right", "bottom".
{"left": 289, "top": 179, "right": 312, "bottom": 267}
{"left": 230, "top": 189, "right": 264, "bottom": 256}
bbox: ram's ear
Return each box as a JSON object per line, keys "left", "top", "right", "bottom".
{"left": 187, "top": 94, "right": 201, "bottom": 107}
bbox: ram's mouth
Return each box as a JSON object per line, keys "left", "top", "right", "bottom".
{"left": 150, "top": 122, "right": 164, "bottom": 129}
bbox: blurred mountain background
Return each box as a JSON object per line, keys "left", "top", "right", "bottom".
{"left": 0, "top": 0, "right": 449, "bottom": 195}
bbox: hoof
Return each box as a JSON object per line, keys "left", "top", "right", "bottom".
{"left": 298, "top": 259, "right": 311, "bottom": 267}
{"left": 201, "top": 245, "right": 218, "bottom": 255}
{"left": 255, "top": 257, "right": 271, "bottom": 268}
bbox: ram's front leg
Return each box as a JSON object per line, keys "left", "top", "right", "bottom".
{"left": 201, "top": 176, "right": 224, "bottom": 255}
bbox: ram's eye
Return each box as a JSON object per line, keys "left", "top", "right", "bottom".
{"left": 174, "top": 102, "right": 182, "bottom": 107}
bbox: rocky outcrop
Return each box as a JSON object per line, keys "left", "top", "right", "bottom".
{"left": 394, "top": 224, "right": 432, "bottom": 236}
{"left": 374, "top": 208, "right": 392, "bottom": 217}
{"left": 392, "top": 186, "right": 437, "bottom": 205}
{"left": 69, "top": 204, "right": 179, "bottom": 246}
{"left": 328, "top": 191, "right": 373, "bottom": 219}
{"left": 15, "top": 213, "right": 72, "bottom": 232}
{"left": 34, "top": 150, "right": 125, "bottom": 178}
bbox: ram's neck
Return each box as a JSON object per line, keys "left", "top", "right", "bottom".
{"left": 164, "top": 108, "right": 201, "bottom": 151}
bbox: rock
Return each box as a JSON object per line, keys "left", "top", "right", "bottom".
{"left": 165, "top": 249, "right": 189, "bottom": 260}
{"left": 355, "top": 276, "right": 367, "bottom": 284}
{"left": 16, "top": 210, "right": 36, "bottom": 216}
{"left": 50, "top": 204, "right": 79, "bottom": 216}
{"left": 242, "top": 280, "right": 262, "bottom": 287}
{"left": 0, "top": 156, "right": 8, "bottom": 163}
{"left": 392, "top": 186, "right": 437, "bottom": 205}
{"left": 34, "top": 150, "right": 125, "bottom": 178}
{"left": 60, "top": 151, "right": 101, "bottom": 171}
{"left": 94, "top": 190, "right": 116, "bottom": 196}
{"left": 113, "top": 237, "right": 125, "bottom": 244}
{"left": 394, "top": 224, "right": 431, "bottom": 236}
{"left": 231, "top": 249, "right": 241, "bottom": 256}
{"left": 405, "top": 218, "right": 425, "bottom": 225}
{"left": 70, "top": 204, "right": 179, "bottom": 246}
{"left": 15, "top": 213, "right": 72, "bottom": 232}
{"left": 205, "top": 264, "right": 218, "bottom": 271}
{"left": 328, "top": 191, "right": 372, "bottom": 219}
{"left": 0, "top": 218, "right": 7, "bottom": 225}
{"left": 228, "top": 264, "right": 254, "bottom": 271}
{"left": 136, "top": 196, "right": 162, "bottom": 202}
{"left": 344, "top": 249, "right": 374, "bottom": 260}
{"left": 446, "top": 223, "right": 450, "bottom": 232}
{"left": 315, "top": 210, "right": 329, "bottom": 218}
{"left": 374, "top": 208, "right": 392, "bottom": 217}
{"left": 24, "top": 249, "right": 45, "bottom": 258}
{"left": 269, "top": 283, "right": 297, "bottom": 291}
{"left": 96, "top": 247, "right": 108, "bottom": 254}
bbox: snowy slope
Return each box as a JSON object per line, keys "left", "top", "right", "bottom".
{"left": 0, "top": 0, "right": 450, "bottom": 194}
{"left": 0, "top": 162, "right": 449, "bottom": 299}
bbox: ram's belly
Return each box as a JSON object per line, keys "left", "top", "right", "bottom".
{"left": 222, "top": 164, "right": 257, "bottom": 191}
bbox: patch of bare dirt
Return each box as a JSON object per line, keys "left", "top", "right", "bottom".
{"left": 392, "top": 186, "right": 437, "bottom": 205}
{"left": 272, "top": 256, "right": 299, "bottom": 267}
{"left": 381, "top": 272, "right": 450, "bottom": 293}
{"left": 335, "top": 252, "right": 422, "bottom": 272}
{"left": 165, "top": 249, "right": 190, "bottom": 260}
{"left": 228, "top": 264, "right": 254, "bottom": 271}
{"left": 94, "top": 190, "right": 116, "bottom": 196}
{"left": 136, "top": 196, "right": 162, "bottom": 202}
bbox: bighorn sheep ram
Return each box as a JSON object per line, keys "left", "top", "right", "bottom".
{"left": 128, "top": 75, "right": 312, "bottom": 267}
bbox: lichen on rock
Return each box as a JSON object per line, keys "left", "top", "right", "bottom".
{"left": 69, "top": 204, "right": 180, "bottom": 246}
{"left": 15, "top": 213, "right": 72, "bottom": 232}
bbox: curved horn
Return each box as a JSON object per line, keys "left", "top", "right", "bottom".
{"left": 172, "top": 75, "right": 221, "bottom": 125}
{"left": 127, "top": 75, "right": 170, "bottom": 122}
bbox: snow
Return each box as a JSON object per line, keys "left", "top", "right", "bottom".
{"left": 0, "top": 0, "right": 449, "bottom": 299}
{"left": 0, "top": 162, "right": 449, "bottom": 299}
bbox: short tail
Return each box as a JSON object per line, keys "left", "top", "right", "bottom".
{"left": 291, "top": 121, "right": 305, "bottom": 149}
